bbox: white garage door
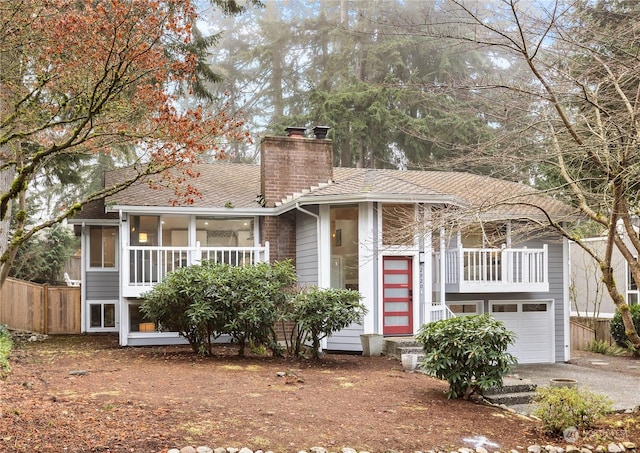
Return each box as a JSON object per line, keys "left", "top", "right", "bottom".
{"left": 490, "top": 300, "right": 554, "bottom": 364}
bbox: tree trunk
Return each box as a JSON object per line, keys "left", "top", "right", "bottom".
{"left": 601, "top": 265, "right": 640, "bottom": 349}
{"left": 0, "top": 161, "right": 12, "bottom": 285}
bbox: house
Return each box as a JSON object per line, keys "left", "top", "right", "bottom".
{"left": 70, "top": 127, "right": 572, "bottom": 364}
{"left": 569, "top": 232, "right": 639, "bottom": 319}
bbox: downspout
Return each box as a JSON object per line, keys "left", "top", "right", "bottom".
{"left": 295, "top": 203, "right": 326, "bottom": 352}
{"left": 118, "top": 209, "right": 127, "bottom": 346}
{"left": 80, "top": 222, "right": 86, "bottom": 334}
{"left": 295, "top": 203, "right": 322, "bottom": 285}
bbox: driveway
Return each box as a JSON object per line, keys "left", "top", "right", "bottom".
{"left": 510, "top": 350, "right": 640, "bottom": 413}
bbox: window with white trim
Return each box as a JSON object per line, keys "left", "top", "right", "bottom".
{"left": 89, "top": 302, "right": 117, "bottom": 329}
{"left": 89, "top": 226, "right": 117, "bottom": 268}
{"left": 627, "top": 261, "right": 639, "bottom": 306}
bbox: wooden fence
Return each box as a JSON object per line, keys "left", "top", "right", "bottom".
{"left": 570, "top": 316, "right": 613, "bottom": 350}
{"left": 0, "top": 277, "right": 81, "bottom": 334}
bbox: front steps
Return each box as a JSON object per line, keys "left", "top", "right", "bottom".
{"left": 382, "top": 336, "right": 537, "bottom": 406}
{"left": 383, "top": 336, "right": 423, "bottom": 360}
{"left": 482, "top": 377, "right": 538, "bottom": 405}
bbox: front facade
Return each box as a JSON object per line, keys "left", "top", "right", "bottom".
{"left": 71, "top": 130, "right": 572, "bottom": 363}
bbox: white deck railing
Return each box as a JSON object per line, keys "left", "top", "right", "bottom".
{"left": 123, "top": 242, "right": 270, "bottom": 288}
{"left": 439, "top": 245, "right": 548, "bottom": 293}
{"left": 429, "top": 304, "right": 457, "bottom": 322}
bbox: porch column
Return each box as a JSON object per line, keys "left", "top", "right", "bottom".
{"left": 439, "top": 227, "right": 446, "bottom": 311}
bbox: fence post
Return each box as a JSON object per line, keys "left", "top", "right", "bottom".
{"left": 43, "top": 283, "right": 49, "bottom": 335}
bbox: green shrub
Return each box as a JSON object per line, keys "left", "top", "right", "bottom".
{"left": 416, "top": 315, "right": 517, "bottom": 399}
{"left": 287, "top": 286, "right": 366, "bottom": 358}
{"left": 142, "top": 260, "right": 297, "bottom": 356}
{"left": 533, "top": 386, "right": 613, "bottom": 435}
{"left": 610, "top": 304, "right": 640, "bottom": 349}
{"left": 583, "top": 339, "right": 627, "bottom": 356}
{"left": 220, "top": 261, "right": 297, "bottom": 356}
{"left": 141, "top": 263, "right": 230, "bottom": 355}
{"left": 0, "top": 325, "right": 12, "bottom": 379}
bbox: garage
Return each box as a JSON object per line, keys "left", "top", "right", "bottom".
{"left": 490, "top": 300, "right": 554, "bottom": 364}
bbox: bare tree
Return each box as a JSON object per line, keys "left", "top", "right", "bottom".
{"left": 390, "top": 0, "right": 640, "bottom": 348}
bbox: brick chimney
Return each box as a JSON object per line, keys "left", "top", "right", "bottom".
{"left": 260, "top": 127, "right": 333, "bottom": 262}
{"left": 260, "top": 127, "right": 333, "bottom": 208}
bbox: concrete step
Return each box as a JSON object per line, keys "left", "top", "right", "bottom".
{"left": 383, "top": 337, "right": 421, "bottom": 359}
{"left": 397, "top": 346, "right": 423, "bottom": 355}
{"left": 483, "top": 376, "right": 537, "bottom": 406}
{"left": 484, "top": 391, "right": 537, "bottom": 406}
{"left": 484, "top": 382, "right": 536, "bottom": 395}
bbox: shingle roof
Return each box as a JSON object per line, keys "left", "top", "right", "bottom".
{"left": 104, "top": 162, "right": 262, "bottom": 209}
{"left": 72, "top": 162, "right": 573, "bottom": 221}
{"left": 287, "top": 167, "right": 572, "bottom": 219}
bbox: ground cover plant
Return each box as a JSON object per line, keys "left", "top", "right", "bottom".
{"left": 533, "top": 386, "right": 613, "bottom": 435}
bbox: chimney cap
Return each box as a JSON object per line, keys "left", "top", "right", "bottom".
{"left": 313, "top": 125, "right": 330, "bottom": 139}
{"left": 285, "top": 126, "right": 307, "bottom": 137}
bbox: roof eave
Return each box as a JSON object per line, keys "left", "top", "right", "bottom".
{"left": 106, "top": 204, "right": 276, "bottom": 216}
{"left": 274, "top": 193, "right": 469, "bottom": 212}
{"left": 68, "top": 218, "right": 119, "bottom": 225}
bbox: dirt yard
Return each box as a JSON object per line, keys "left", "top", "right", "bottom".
{"left": 1, "top": 335, "right": 639, "bottom": 453}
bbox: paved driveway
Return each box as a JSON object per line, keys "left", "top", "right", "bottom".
{"left": 512, "top": 352, "right": 640, "bottom": 413}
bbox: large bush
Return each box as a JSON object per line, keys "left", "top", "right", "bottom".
{"left": 141, "top": 260, "right": 297, "bottom": 356}
{"left": 141, "top": 263, "right": 230, "bottom": 355}
{"left": 416, "top": 314, "right": 517, "bottom": 399}
{"left": 610, "top": 304, "right": 640, "bottom": 349}
{"left": 220, "top": 261, "right": 297, "bottom": 356}
{"left": 533, "top": 386, "right": 612, "bottom": 435}
{"left": 287, "top": 286, "right": 367, "bottom": 358}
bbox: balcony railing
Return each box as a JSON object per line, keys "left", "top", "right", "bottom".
{"left": 122, "top": 242, "right": 269, "bottom": 296}
{"left": 439, "top": 245, "right": 549, "bottom": 293}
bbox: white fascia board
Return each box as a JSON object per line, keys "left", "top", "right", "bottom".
{"left": 68, "top": 218, "right": 119, "bottom": 225}
{"left": 277, "top": 193, "right": 467, "bottom": 212}
{"left": 107, "top": 205, "right": 277, "bottom": 217}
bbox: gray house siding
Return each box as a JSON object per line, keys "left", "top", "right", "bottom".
{"left": 296, "top": 209, "right": 319, "bottom": 286}
{"left": 326, "top": 321, "right": 364, "bottom": 352}
{"left": 86, "top": 271, "right": 120, "bottom": 300}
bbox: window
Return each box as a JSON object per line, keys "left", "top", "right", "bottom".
{"left": 89, "top": 302, "right": 116, "bottom": 329}
{"left": 461, "top": 222, "right": 508, "bottom": 248}
{"left": 449, "top": 303, "right": 480, "bottom": 315}
{"left": 331, "top": 206, "right": 359, "bottom": 290}
{"left": 130, "top": 215, "right": 159, "bottom": 246}
{"left": 161, "top": 216, "right": 189, "bottom": 246}
{"left": 196, "top": 217, "right": 254, "bottom": 247}
{"left": 382, "top": 203, "right": 415, "bottom": 246}
{"left": 128, "top": 303, "right": 155, "bottom": 332}
{"left": 627, "top": 261, "right": 639, "bottom": 306}
{"left": 89, "top": 226, "right": 117, "bottom": 268}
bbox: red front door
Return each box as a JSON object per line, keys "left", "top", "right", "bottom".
{"left": 382, "top": 256, "right": 413, "bottom": 335}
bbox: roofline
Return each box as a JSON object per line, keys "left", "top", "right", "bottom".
{"left": 68, "top": 219, "right": 119, "bottom": 225}
{"left": 275, "top": 193, "right": 468, "bottom": 211}
{"left": 106, "top": 204, "right": 277, "bottom": 216}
